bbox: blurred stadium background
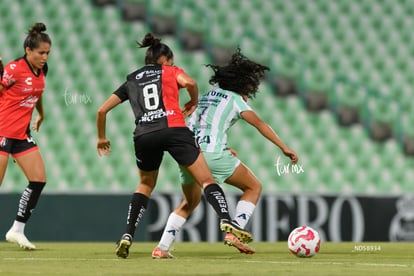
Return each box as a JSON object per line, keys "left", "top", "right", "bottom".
{"left": 1, "top": 0, "right": 412, "bottom": 195}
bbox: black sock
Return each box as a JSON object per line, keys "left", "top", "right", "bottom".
{"left": 125, "top": 193, "right": 149, "bottom": 238}
{"left": 203, "top": 184, "right": 231, "bottom": 220}
{"left": 15, "top": 181, "right": 46, "bottom": 223}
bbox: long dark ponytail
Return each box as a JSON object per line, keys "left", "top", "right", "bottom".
{"left": 137, "top": 33, "right": 173, "bottom": 65}
{"left": 23, "top": 22, "right": 52, "bottom": 50}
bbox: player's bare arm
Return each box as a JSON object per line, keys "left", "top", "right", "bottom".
{"left": 96, "top": 94, "right": 122, "bottom": 156}
{"left": 241, "top": 110, "right": 298, "bottom": 163}
{"left": 177, "top": 72, "right": 198, "bottom": 117}
{"left": 32, "top": 95, "right": 44, "bottom": 131}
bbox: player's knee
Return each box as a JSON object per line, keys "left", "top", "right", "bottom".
{"left": 244, "top": 181, "right": 262, "bottom": 199}
{"left": 198, "top": 176, "right": 217, "bottom": 188}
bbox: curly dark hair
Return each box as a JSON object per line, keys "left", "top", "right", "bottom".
{"left": 206, "top": 48, "right": 269, "bottom": 98}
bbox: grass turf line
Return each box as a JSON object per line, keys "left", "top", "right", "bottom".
{"left": 0, "top": 242, "right": 413, "bottom": 275}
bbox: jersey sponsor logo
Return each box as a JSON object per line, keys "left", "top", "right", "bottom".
{"left": 135, "top": 72, "right": 145, "bottom": 80}
{"left": 135, "top": 69, "right": 162, "bottom": 80}
{"left": 25, "top": 77, "right": 32, "bottom": 85}
{"left": 9, "top": 64, "right": 16, "bottom": 70}
{"left": 139, "top": 108, "right": 175, "bottom": 123}
{"left": 19, "top": 95, "right": 39, "bottom": 108}
{"left": 209, "top": 89, "right": 228, "bottom": 99}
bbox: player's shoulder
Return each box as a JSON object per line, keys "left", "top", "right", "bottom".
{"left": 126, "top": 64, "right": 164, "bottom": 80}
{"left": 5, "top": 57, "right": 25, "bottom": 72}
{"left": 126, "top": 67, "right": 144, "bottom": 81}
{"left": 163, "top": 64, "right": 185, "bottom": 74}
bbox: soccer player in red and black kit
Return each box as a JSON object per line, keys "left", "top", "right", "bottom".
{"left": 96, "top": 33, "right": 252, "bottom": 258}
{"left": 0, "top": 23, "right": 51, "bottom": 250}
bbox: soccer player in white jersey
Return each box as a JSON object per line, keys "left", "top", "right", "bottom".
{"left": 152, "top": 48, "right": 298, "bottom": 258}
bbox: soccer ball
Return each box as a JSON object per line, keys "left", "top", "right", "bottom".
{"left": 288, "top": 225, "right": 321, "bottom": 257}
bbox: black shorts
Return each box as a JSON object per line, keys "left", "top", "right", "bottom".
{"left": 134, "top": 127, "right": 200, "bottom": 171}
{"left": 0, "top": 135, "right": 38, "bottom": 157}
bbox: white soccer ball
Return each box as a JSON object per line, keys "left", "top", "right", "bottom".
{"left": 288, "top": 225, "right": 321, "bottom": 257}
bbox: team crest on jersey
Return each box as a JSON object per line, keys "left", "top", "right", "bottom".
{"left": 135, "top": 72, "right": 145, "bottom": 80}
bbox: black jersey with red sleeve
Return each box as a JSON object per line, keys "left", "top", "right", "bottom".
{"left": 113, "top": 64, "right": 187, "bottom": 137}
{"left": 0, "top": 57, "right": 46, "bottom": 139}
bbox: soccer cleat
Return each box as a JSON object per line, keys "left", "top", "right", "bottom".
{"left": 224, "top": 233, "right": 255, "bottom": 254}
{"left": 151, "top": 247, "right": 175, "bottom": 259}
{"left": 115, "top": 233, "right": 132, "bottom": 259}
{"left": 5, "top": 230, "right": 36, "bottom": 250}
{"left": 220, "top": 219, "right": 253, "bottom": 243}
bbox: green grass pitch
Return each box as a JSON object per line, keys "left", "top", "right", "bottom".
{"left": 0, "top": 242, "right": 413, "bottom": 275}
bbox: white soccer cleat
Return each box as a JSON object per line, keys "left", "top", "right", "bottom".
{"left": 5, "top": 230, "right": 36, "bottom": 250}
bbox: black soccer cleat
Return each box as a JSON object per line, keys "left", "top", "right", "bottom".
{"left": 115, "top": 233, "right": 133, "bottom": 259}
{"left": 220, "top": 219, "right": 253, "bottom": 243}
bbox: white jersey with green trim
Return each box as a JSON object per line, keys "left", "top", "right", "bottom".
{"left": 187, "top": 88, "right": 252, "bottom": 153}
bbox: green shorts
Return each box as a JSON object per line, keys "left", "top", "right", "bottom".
{"left": 180, "top": 150, "right": 240, "bottom": 184}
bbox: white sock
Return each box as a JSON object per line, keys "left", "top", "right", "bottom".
{"left": 233, "top": 200, "right": 256, "bottom": 229}
{"left": 11, "top": 221, "right": 25, "bottom": 233}
{"left": 158, "top": 212, "right": 186, "bottom": 251}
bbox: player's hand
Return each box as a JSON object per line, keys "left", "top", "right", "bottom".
{"left": 32, "top": 115, "right": 43, "bottom": 132}
{"left": 282, "top": 148, "right": 298, "bottom": 164}
{"left": 0, "top": 78, "right": 16, "bottom": 90}
{"left": 181, "top": 100, "right": 197, "bottom": 118}
{"left": 97, "top": 138, "right": 111, "bottom": 156}
{"left": 6, "top": 79, "right": 16, "bottom": 88}
{"left": 0, "top": 58, "right": 16, "bottom": 88}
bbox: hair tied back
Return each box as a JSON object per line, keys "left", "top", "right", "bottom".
{"left": 137, "top": 33, "right": 161, "bottom": 48}
{"left": 28, "top": 22, "right": 47, "bottom": 34}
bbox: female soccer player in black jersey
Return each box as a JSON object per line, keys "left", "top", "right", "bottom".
{"left": 96, "top": 33, "right": 252, "bottom": 258}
